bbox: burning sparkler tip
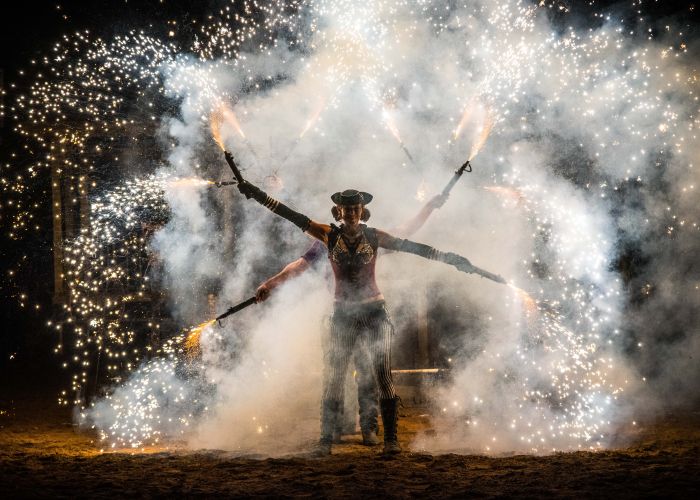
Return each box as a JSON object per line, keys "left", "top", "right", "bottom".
{"left": 184, "top": 319, "right": 216, "bottom": 354}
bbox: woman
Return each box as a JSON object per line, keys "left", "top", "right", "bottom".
{"left": 226, "top": 153, "right": 476, "bottom": 455}
{"left": 254, "top": 192, "right": 449, "bottom": 448}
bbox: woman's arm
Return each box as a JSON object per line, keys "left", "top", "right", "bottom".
{"left": 392, "top": 193, "right": 448, "bottom": 238}
{"left": 226, "top": 152, "right": 331, "bottom": 242}
{"left": 376, "top": 229, "right": 506, "bottom": 283}
{"left": 305, "top": 220, "right": 332, "bottom": 243}
{"left": 256, "top": 257, "right": 311, "bottom": 302}
{"left": 375, "top": 229, "right": 475, "bottom": 272}
{"left": 236, "top": 179, "right": 331, "bottom": 243}
{"left": 256, "top": 240, "right": 326, "bottom": 301}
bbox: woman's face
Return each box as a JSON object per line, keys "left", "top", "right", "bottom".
{"left": 339, "top": 203, "right": 363, "bottom": 228}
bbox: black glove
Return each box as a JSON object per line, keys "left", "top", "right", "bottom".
{"left": 237, "top": 180, "right": 256, "bottom": 199}
{"left": 444, "top": 252, "right": 474, "bottom": 273}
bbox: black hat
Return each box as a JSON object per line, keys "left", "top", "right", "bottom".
{"left": 331, "top": 189, "right": 373, "bottom": 205}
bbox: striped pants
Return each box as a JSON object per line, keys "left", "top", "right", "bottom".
{"left": 322, "top": 301, "right": 396, "bottom": 402}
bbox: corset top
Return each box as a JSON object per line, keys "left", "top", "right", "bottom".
{"left": 327, "top": 224, "right": 381, "bottom": 302}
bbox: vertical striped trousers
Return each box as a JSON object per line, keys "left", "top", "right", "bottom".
{"left": 322, "top": 301, "right": 396, "bottom": 402}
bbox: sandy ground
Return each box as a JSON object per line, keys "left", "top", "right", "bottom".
{"left": 1, "top": 395, "right": 698, "bottom": 498}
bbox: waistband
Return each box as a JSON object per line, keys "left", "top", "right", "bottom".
{"left": 333, "top": 299, "right": 386, "bottom": 315}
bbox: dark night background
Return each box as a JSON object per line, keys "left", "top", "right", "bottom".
{"left": 0, "top": 0, "right": 698, "bottom": 395}
{"left": 0, "top": 0, "right": 216, "bottom": 395}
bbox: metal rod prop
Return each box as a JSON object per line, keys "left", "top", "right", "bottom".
{"left": 399, "top": 142, "right": 415, "bottom": 164}
{"left": 215, "top": 296, "right": 258, "bottom": 321}
{"left": 214, "top": 180, "right": 237, "bottom": 187}
{"left": 224, "top": 151, "right": 246, "bottom": 185}
{"left": 441, "top": 160, "right": 472, "bottom": 196}
{"left": 469, "top": 263, "right": 507, "bottom": 284}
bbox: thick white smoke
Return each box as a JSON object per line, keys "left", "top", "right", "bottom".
{"left": 87, "top": 1, "right": 698, "bottom": 455}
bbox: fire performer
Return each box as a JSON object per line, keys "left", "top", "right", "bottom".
{"left": 226, "top": 152, "right": 500, "bottom": 455}
{"left": 255, "top": 193, "right": 449, "bottom": 447}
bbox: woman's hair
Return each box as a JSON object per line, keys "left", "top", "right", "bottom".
{"left": 332, "top": 205, "right": 371, "bottom": 222}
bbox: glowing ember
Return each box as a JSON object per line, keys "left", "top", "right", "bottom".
{"left": 210, "top": 109, "right": 227, "bottom": 151}
{"left": 483, "top": 185, "right": 525, "bottom": 204}
{"left": 509, "top": 284, "right": 539, "bottom": 316}
{"left": 167, "top": 177, "right": 216, "bottom": 188}
{"left": 453, "top": 103, "right": 473, "bottom": 140}
{"left": 210, "top": 103, "right": 246, "bottom": 151}
{"left": 382, "top": 107, "right": 403, "bottom": 144}
{"left": 468, "top": 112, "right": 495, "bottom": 161}
{"left": 184, "top": 319, "right": 216, "bottom": 354}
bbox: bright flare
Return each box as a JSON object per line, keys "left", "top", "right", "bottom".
{"left": 184, "top": 319, "right": 216, "bottom": 354}
{"left": 210, "top": 103, "right": 246, "bottom": 151}
{"left": 468, "top": 112, "right": 495, "bottom": 161}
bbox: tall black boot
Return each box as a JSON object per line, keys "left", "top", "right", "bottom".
{"left": 316, "top": 399, "right": 341, "bottom": 456}
{"left": 380, "top": 397, "right": 401, "bottom": 454}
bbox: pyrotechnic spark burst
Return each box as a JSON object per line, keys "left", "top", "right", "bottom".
{"left": 468, "top": 112, "right": 495, "bottom": 161}
{"left": 1, "top": 0, "right": 697, "bottom": 451}
{"left": 299, "top": 97, "right": 327, "bottom": 139}
{"left": 55, "top": 173, "right": 223, "bottom": 405}
{"left": 184, "top": 319, "right": 217, "bottom": 355}
{"left": 468, "top": 175, "right": 627, "bottom": 451}
{"left": 211, "top": 103, "right": 247, "bottom": 150}
{"left": 87, "top": 352, "right": 210, "bottom": 450}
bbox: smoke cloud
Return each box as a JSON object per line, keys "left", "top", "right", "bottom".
{"left": 85, "top": 1, "right": 698, "bottom": 455}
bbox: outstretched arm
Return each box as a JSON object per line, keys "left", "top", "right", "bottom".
{"left": 256, "top": 257, "right": 311, "bottom": 302}
{"left": 376, "top": 229, "right": 474, "bottom": 272}
{"left": 376, "top": 229, "right": 507, "bottom": 283}
{"left": 226, "top": 152, "right": 331, "bottom": 243}
{"left": 255, "top": 241, "right": 325, "bottom": 302}
{"left": 392, "top": 193, "right": 449, "bottom": 238}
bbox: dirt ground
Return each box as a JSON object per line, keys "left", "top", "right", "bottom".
{"left": 1, "top": 395, "right": 698, "bottom": 499}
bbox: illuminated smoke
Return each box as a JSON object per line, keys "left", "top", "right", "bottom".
{"left": 2, "top": 1, "right": 697, "bottom": 453}
{"left": 299, "top": 96, "right": 328, "bottom": 139}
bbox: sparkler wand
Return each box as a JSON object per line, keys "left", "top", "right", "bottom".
{"left": 168, "top": 177, "right": 238, "bottom": 189}
{"left": 214, "top": 180, "right": 237, "bottom": 188}
{"left": 215, "top": 296, "right": 258, "bottom": 321}
{"left": 166, "top": 177, "right": 242, "bottom": 189}
{"left": 211, "top": 104, "right": 258, "bottom": 159}
{"left": 224, "top": 151, "right": 246, "bottom": 185}
{"left": 465, "top": 262, "right": 507, "bottom": 285}
{"left": 399, "top": 142, "right": 415, "bottom": 164}
{"left": 185, "top": 296, "right": 258, "bottom": 353}
{"left": 383, "top": 108, "right": 416, "bottom": 165}
{"left": 441, "top": 160, "right": 472, "bottom": 196}
{"left": 450, "top": 254, "right": 507, "bottom": 285}
{"left": 434, "top": 110, "right": 492, "bottom": 200}
{"left": 447, "top": 103, "right": 493, "bottom": 185}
